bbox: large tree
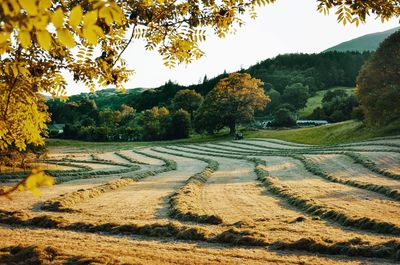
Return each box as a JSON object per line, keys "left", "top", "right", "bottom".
{"left": 195, "top": 73, "right": 269, "bottom": 134}
{"left": 282, "top": 83, "right": 310, "bottom": 110}
{"left": 357, "top": 30, "right": 400, "bottom": 125}
{"left": 172, "top": 89, "right": 203, "bottom": 120}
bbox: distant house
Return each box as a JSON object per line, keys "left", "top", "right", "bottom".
{"left": 48, "top": 123, "right": 65, "bottom": 134}
{"left": 296, "top": 120, "right": 328, "bottom": 127}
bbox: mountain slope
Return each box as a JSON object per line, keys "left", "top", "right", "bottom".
{"left": 324, "top": 26, "right": 399, "bottom": 53}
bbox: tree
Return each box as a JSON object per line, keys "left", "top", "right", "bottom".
{"left": 195, "top": 73, "right": 270, "bottom": 134}
{"left": 141, "top": 107, "right": 170, "bottom": 140}
{"left": 282, "top": 83, "right": 309, "bottom": 110}
{"left": 0, "top": 0, "right": 275, "bottom": 153}
{"left": 357, "top": 30, "right": 400, "bottom": 125}
{"left": 166, "top": 109, "right": 191, "bottom": 139}
{"left": 272, "top": 108, "right": 297, "bottom": 127}
{"left": 172, "top": 89, "right": 203, "bottom": 120}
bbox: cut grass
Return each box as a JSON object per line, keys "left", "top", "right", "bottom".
{"left": 152, "top": 148, "right": 223, "bottom": 225}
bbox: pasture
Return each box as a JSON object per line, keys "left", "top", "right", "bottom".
{"left": 1, "top": 136, "right": 400, "bottom": 264}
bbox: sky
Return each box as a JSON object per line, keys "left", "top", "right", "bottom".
{"left": 66, "top": 0, "right": 400, "bottom": 95}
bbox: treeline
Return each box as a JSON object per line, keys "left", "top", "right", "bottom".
{"left": 47, "top": 51, "right": 372, "bottom": 140}
{"left": 56, "top": 102, "right": 192, "bottom": 141}
{"left": 49, "top": 51, "right": 370, "bottom": 114}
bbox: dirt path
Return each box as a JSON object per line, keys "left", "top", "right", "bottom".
{"left": 61, "top": 148, "right": 207, "bottom": 223}
{"left": 258, "top": 155, "right": 400, "bottom": 227}
{"left": 306, "top": 154, "right": 400, "bottom": 189}
{"left": 360, "top": 152, "right": 400, "bottom": 175}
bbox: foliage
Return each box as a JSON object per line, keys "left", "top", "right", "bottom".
{"left": 195, "top": 73, "right": 270, "bottom": 134}
{"left": 0, "top": 168, "right": 54, "bottom": 198}
{"left": 309, "top": 92, "right": 359, "bottom": 122}
{"left": 282, "top": 83, "right": 309, "bottom": 110}
{"left": 316, "top": 0, "right": 400, "bottom": 25}
{"left": 299, "top": 87, "right": 354, "bottom": 118}
{"left": 172, "top": 89, "right": 203, "bottom": 119}
{"left": 1, "top": 0, "right": 280, "bottom": 152}
{"left": 165, "top": 109, "right": 191, "bottom": 140}
{"left": 272, "top": 108, "right": 297, "bottom": 127}
{"left": 357, "top": 30, "right": 400, "bottom": 125}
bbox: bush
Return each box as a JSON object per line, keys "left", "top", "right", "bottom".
{"left": 272, "top": 108, "right": 297, "bottom": 127}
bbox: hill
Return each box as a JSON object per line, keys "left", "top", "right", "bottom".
{"left": 298, "top": 87, "right": 355, "bottom": 118}
{"left": 324, "top": 27, "right": 400, "bottom": 53}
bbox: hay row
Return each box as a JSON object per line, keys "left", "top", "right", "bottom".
{"left": 296, "top": 155, "right": 400, "bottom": 201}
{"left": 344, "top": 152, "right": 400, "bottom": 180}
{"left": 166, "top": 146, "right": 400, "bottom": 236}
{"left": 41, "top": 152, "right": 177, "bottom": 212}
{"left": 114, "top": 152, "right": 149, "bottom": 165}
{"left": 151, "top": 148, "right": 223, "bottom": 224}
{"left": 252, "top": 161, "right": 400, "bottom": 236}
{"left": 1, "top": 209, "right": 399, "bottom": 261}
{"left": 222, "top": 141, "right": 400, "bottom": 183}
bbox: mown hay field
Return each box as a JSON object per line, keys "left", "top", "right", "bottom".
{"left": 1, "top": 136, "right": 400, "bottom": 264}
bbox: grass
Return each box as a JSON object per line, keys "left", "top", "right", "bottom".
{"left": 46, "top": 132, "right": 231, "bottom": 151}
{"left": 247, "top": 120, "right": 400, "bottom": 145}
{"left": 46, "top": 119, "right": 400, "bottom": 150}
{"left": 298, "top": 87, "right": 355, "bottom": 118}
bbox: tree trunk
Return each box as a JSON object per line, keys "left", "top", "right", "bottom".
{"left": 229, "top": 123, "right": 236, "bottom": 135}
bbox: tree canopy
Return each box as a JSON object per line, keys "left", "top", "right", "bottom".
{"left": 357, "top": 30, "right": 400, "bottom": 125}
{"left": 195, "top": 73, "right": 269, "bottom": 134}
{"left": 172, "top": 89, "right": 204, "bottom": 119}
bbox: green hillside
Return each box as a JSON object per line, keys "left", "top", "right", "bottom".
{"left": 299, "top": 87, "right": 355, "bottom": 118}
{"left": 324, "top": 27, "right": 400, "bottom": 53}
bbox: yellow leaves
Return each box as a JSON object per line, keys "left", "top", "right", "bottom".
{"left": 20, "top": 168, "right": 54, "bottom": 196}
{"left": 39, "top": 0, "right": 52, "bottom": 10}
{"left": 18, "top": 0, "right": 38, "bottom": 15}
{"left": 100, "top": 6, "right": 116, "bottom": 26}
{"left": 83, "top": 11, "right": 98, "bottom": 25}
{"left": 0, "top": 168, "right": 54, "bottom": 199}
{"left": 18, "top": 30, "right": 31, "bottom": 49}
{"left": 57, "top": 29, "right": 75, "bottom": 48}
{"left": 36, "top": 30, "right": 52, "bottom": 50}
{"left": 82, "top": 11, "right": 103, "bottom": 45}
{"left": 52, "top": 7, "right": 64, "bottom": 28}
{"left": 69, "top": 5, "right": 83, "bottom": 28}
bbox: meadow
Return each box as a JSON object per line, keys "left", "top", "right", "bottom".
{"left": 1, "top": 135, "right": 400, "bottom": 264}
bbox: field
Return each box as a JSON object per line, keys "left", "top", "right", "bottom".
{"left": 1, "top": 136, "right": 400, "bottom": 264}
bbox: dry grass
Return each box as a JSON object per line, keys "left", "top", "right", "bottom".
{"left": 2, "top": 136, "right": 400, "bottom": 264}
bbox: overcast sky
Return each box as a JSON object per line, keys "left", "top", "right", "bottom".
{"left": 66, "top": 0, "right": 399, "bottom": 95}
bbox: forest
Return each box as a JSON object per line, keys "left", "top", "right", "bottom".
{"left": 47, "top": 51, "right": 369, "bottom": 141}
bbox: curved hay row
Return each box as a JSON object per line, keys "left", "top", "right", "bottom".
{"left": 233, "top": 140, "right": 400, "bottom": 154}
{"left": 344, "top": 152, "right": 400, "bottom": 180}
{"left": 223, "top": 142, "right": 400, "bottom": 197}
{"left": 296, "top": 155, "right": 400, "bottom": 201}
{"left": 151, "top": 148, "right": 223, "bottom": 225}
{"left": 1, "top": 209, "right": 400, "bottom": 261}
{"left": 0, "top": 245, "right": 119, "bottom": 264}
{"left": 248, "top": 138, "right": 400, "bottom": 151}
{"left": 251, "top": 159, "right": 400, "bottom": 236}
{"left": 0, "top": 162, "right": 93, "bottom": 183}
{"left": 170, "top": 145, "right": 400, "bottom": 236}
{"left": 41, "top": 151, "right": 177, "bottom": 212}
{"left": 114, "top": 152, "right": 149, "bottom": 165}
